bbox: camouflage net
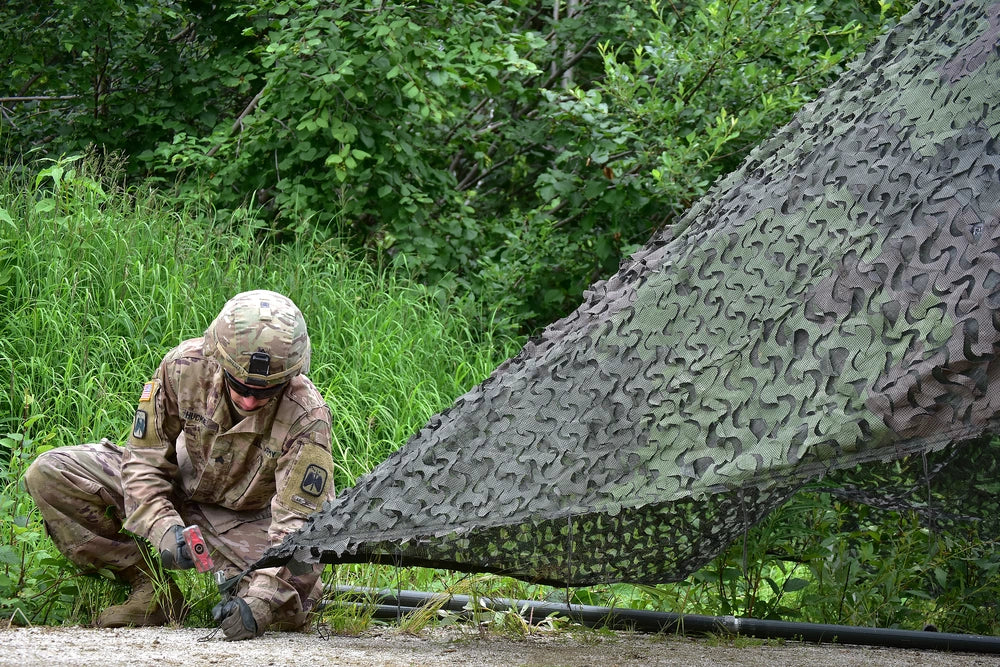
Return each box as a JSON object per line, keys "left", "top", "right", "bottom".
{"left": 256, "top": 0, "right": 1000, "bottom": 586}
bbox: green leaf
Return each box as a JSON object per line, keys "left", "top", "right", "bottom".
{"left": 36, "top": 165, "right": 64, "bottom": 189}
{"left": 34, "top": 198, "right": 56, "bottom": 214}
{"left": 782, "top": 578, "right": 810, "bottom": 593}
{"left": 0, "top": 546, "right": 19, "bottom": 567}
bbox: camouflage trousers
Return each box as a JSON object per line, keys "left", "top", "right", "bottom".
{"left": 24, "top": 440, "right": 323, "bottom": 630}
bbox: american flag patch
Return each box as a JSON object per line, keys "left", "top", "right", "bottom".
{"left": 139, "top": 381, "right": 155, "bottom": 402}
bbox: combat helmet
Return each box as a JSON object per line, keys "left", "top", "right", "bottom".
{"left": 204, "top": 290, "right": 310, "bottom": 387}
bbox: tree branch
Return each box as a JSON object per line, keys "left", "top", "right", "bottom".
{"left": 455, "top": 151, "right": 517, "bottom": 192}
{"left": 540, "top": 34, "right": 600, "bottom": 90}
{"left": 0, "top": 95, "right": 82, "bottom": 103}
{"left": 207, "top": 87, "right": 265, "bottom": 157}
{"left": 442, "top": 96, "right": 491, "bottom": 146}
{"left": 169, "top": 23, "right": 198, "bottom": 43}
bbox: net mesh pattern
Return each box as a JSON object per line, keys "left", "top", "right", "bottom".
{"left": 258, "top": 0, "right": 1000, "bottom": 586}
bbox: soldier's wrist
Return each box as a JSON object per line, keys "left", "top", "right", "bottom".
{"left": 154, "top": 521, "right": 185, "bottom": 551}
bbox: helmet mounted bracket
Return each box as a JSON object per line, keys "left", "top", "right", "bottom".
{"left": 247, "top": 351, "right": 271, "bottom": 385}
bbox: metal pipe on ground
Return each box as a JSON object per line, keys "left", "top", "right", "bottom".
{"left": 329, "top": 585, "right": 1000, "bottom": 654}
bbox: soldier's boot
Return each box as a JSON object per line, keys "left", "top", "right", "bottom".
{"left": 95, "top": 562, "right": 186, "bottom": 628}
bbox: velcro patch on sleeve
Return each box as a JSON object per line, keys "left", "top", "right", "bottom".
{"left": 129, "top": 380, "right": 161, "bottom": 446}
{"left": 132, "top": 409, "right": 148, "bottom": 439}
{"left": 139, "top": 380, "right": 159, "bottom": 402}
{"left": 278, "top": 445, "right": 332, "bottom": 515}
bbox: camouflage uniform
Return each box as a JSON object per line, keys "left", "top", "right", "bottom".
{"left": 26, "top": 291, "right": 334, "bottom": 629}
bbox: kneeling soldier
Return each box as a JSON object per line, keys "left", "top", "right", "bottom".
{"left": 25, "top": 290, "right": 335, "bottom": 639}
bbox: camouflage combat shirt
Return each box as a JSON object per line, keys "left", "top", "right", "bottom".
{"left": 121, "top": 337, "right": 334, "bottom": 550}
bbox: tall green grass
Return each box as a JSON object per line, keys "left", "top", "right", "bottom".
{"left": 0, "top": 154, "right": 519, "bottom": 624}
{"left": 1, "top": 154, "right": 515, "bottom": 478}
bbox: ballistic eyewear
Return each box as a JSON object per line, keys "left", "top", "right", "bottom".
{"left": 224, "top": 371, "right": 287, "bottom": 399}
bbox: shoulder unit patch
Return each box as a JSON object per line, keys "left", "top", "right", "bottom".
{"left": 132, "top": 409, "right": 148, "bottom": 439}
{"left": 278, "top": 445, "right": 333, "bottom": 515}
{"left": 301, "top": 464, "right": 328, "bottom": 497}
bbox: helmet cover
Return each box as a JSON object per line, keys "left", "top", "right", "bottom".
{"left": 204, "top": 290, "right": 310, "bottom": 387}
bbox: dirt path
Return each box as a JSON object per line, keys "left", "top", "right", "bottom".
{"left": 1, "top": 625, "right": 996, "bottom": 666}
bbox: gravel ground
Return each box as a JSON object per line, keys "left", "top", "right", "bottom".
{"left": 1, "top": 625, "right": 997, "bottom": 666}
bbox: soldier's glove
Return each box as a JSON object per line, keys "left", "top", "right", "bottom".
{"left": 212, "top": 596, "right": 268, "bottom": 641}
{"left": 157, "top": 524, "right": 195, "bottom": 570}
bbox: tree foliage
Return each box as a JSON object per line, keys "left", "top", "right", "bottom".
{"left": 1, "top": 1, "right": 914, "bottom": 334}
